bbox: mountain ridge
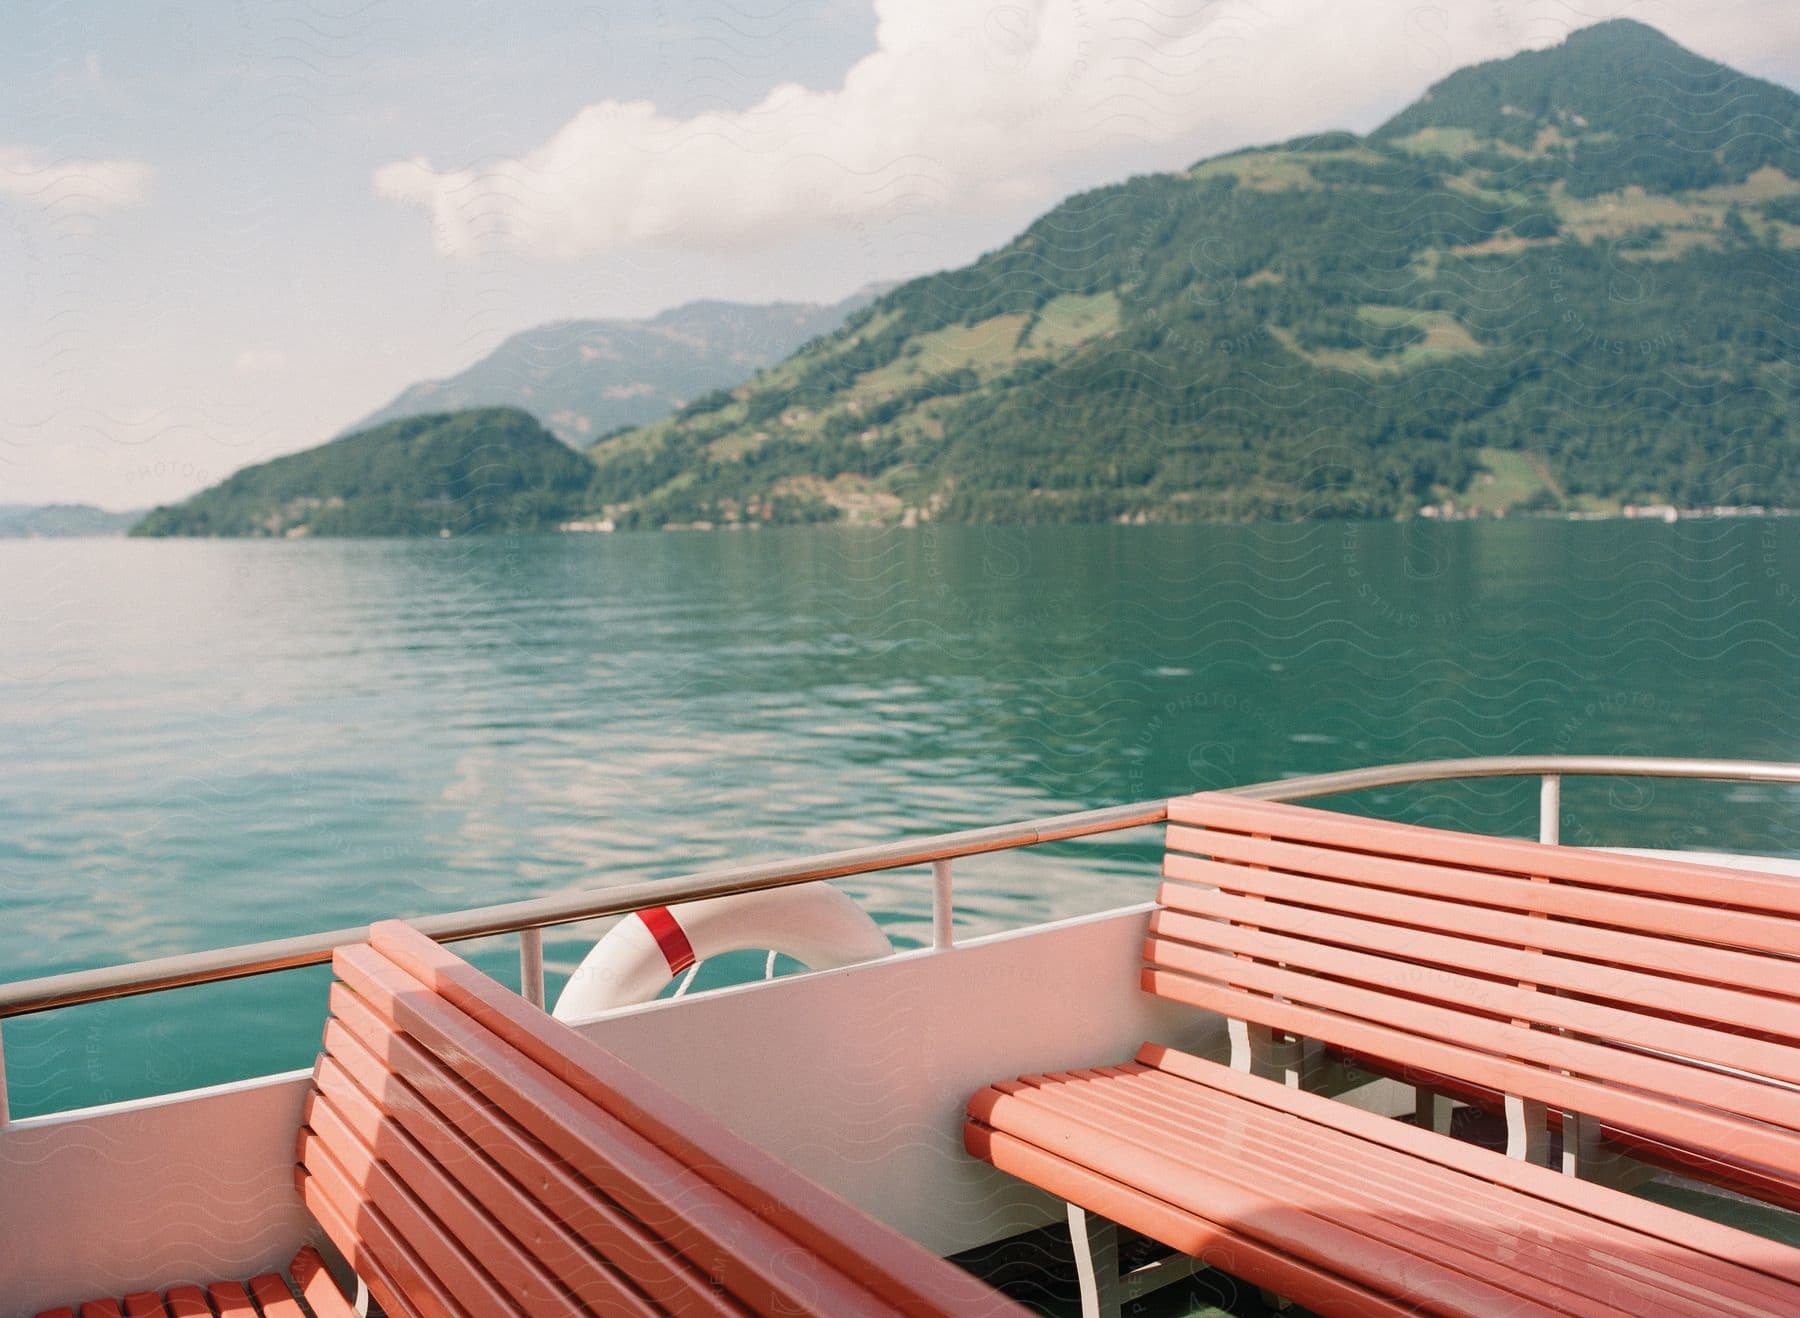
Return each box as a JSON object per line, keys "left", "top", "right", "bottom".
{"left": 342, "top": 288, "right": 886, "bottom": 446}
{"left": 580, "top": 18, "right": 1797, "bottom": 528}
{"left": 0, "top": 504, "right": 141, "bottom": 538}
{"left": 137, "top": 20, "right": 1799, "bottom": 537}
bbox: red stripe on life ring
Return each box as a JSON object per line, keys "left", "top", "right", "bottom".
{"left": 637, "top": 905, "right": 698, "bottom": 976}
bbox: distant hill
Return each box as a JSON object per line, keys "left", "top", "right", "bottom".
{"left": 132, "top": 409, "right": 594, "bottom": 537}
{"left": 0, "top": 504, "right": 140, "bottom": 537}
{"left": 343, "top": 291, "right": 885, "bottom": 446}
{"left": 584, "top": 19, "right": 1799, "bottom": 527}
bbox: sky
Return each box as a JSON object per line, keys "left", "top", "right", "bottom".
{"left": 3, "top": 0, "right": 1797, "bottom": 511}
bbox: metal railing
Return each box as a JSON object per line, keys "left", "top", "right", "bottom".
{"left": 2, "top": 755, "right": 1797, "bottom": 1123}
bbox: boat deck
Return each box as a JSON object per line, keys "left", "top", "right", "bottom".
{"left": 4, "top": 758, "right": 1799, "bottom": 1316}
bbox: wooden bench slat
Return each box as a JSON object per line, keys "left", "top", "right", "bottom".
{"left": 156, "top": 1288, "right": 210, "bottom": 1318}
{"left": 1104, "top": 1069, "right": 1648, "bottom": 1287}
{"left": 288, "top": 1248, "right": 358, "bottom": 1318}
{"left": 1104, "top": 1067, "right": 1798, "bottom": 1315}
{"left": 1150, "top": 909, "right": 1800, "bottom": 1086}
{"left": 964, "top": 1124, "right": 1413, "bottom": 1318}
{"left": 47, "top": 1250, "right": 368, "bottom": 1318}
{"left": 297, "top": 1136, "right": 454, "bottom": 1318}
{"left": 971, "top": 1080, "right": 1580, "bottom": 1316}
{"left": 1169, "top": 795, "right": 1800, "bottom": 916}
{"left": 1147, "top": 939, "right": 1800, "bottom": 1137}
{"left": 368, "top": 918, "right": 1013, "bottom": 1318}
{"left": 247, "top": 1274, "right": 306, "bottom": 1318}
{"left": 1006, "top": 1070, "right": 1673, "bottom": 1316}
{"left": 300, "top": 1089, "right": 531, "bottom": 1316}
{"left": 1154, "top": 889, "right": 1800, "bottom": 1040}
{"left": 203, "top": 1282, "right": 255, "bottom": 1318}
{"left": 1039, "top": 1066, "right": 1785, "bottom": 1316}
{"left": 1144, "top": 966, "right": 1800, "bottom": 1182}
{"left": 1164, "top": 853, "right": 1800, "bottom": 999}
{"left": 974, "top": 1054, "right": 1800, "bottom": 1316}
{"left": 1315, "top": 1051, "right": 1800, "bottom": 1214}
{"left": 331, "top": 940, "right": 891, "bottom": 1318}
{"left": 1138, "top": 1044, "right": 1800, "bottom": 1291}
{"left": 306, "top": 1064, "right": 581, "bottom": 1313}
{"left": 1167, "top": 826, "right": 1800, "bottom": 954}
{"left": 318, "top": 1012, "right": 705, "bottom": 1317}
{"left": 300, "top": 1186, "right": 430, "bottom": 1318}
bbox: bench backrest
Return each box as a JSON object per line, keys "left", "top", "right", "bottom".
{"left": 1147, "top": 793, "right": 1800, "bottom": 1193}
{"left": 297, "top": 920, "right": 1015, "bottom": 1317}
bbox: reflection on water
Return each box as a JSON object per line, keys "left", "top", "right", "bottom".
{"left": 1, "top": 521, "right": 1796, "bottom": 1114}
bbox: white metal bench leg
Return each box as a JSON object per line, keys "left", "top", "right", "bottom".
{"left": 1506, "top": 1094, "right": 1549, "bottom": 1164}
{"left": 1231, "top": 1019, "right": 1317, "bottom": 1085}
{"left": 1562, "top": 1110, "right": 1604, "bottom": 1178}
{"left": 1068, "top": 1202, "right": 1124, "bottom": 1318}
{"left": 1229, "top": 1018, "right": 1273, "bottom": 1077}
{"left": 1417, "top": 1086, "right": 1456, "bottom": 1135}
{"left": 1283, "top": 1037, "right": 1324, "bottom": 1090}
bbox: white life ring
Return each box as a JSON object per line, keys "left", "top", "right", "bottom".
{"left": 552, "top": 884, "right": 894, "bottom": 1021}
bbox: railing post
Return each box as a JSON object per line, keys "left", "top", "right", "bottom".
{"left": 0, "top": 1019, "right": 8, "bottom": 1125}
{"left": 1539, "top": 774, "right": 1561, "bottom": 845}
{"left": 932, "top": 859, "right": 954, "bottom": 949}
{"left": 518, "top": 927, "right": 546, "bottom": 1010}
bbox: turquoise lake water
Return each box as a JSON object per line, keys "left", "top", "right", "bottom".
{"left": 3, "top": 521, "right": 1798, "bottom": 1117}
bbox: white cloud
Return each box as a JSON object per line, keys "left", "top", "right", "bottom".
{"left": 372, "top": 0, "right": 1336, "bottom": 259}
{"left": 0, "top": 145, "right": 152, "bottom": 211}
{"left": 375, "top": 1, "right": 1800, "bottom": 262}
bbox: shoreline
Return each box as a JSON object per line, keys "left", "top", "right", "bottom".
{"left": 14, "top": 504, "right": 1796, "bottom": 543}
{"left": 641, "top": 505, "right": 1799, "bottom": 533}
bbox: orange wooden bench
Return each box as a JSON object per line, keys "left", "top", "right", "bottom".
{"left": 966, "top": 792, "right": 1800, "bottom": 1317}
{"left": 42, "top": 920, "right": 1019, "bottom": 1318}
{"left": 33, "top": 1247, "right": 349, "bottom": 1318}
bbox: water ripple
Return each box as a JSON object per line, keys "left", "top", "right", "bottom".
{"left": 0, "top": 522, "right": 1796, "bottom": 1115}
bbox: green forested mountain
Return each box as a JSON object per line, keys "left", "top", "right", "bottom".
{"left": 586, "top": 19, "right": 1799, "bottom": 527}
{"left": 133, "top": 21, "right": 1797, "bottom": 537}
{"left": 132, "top": 410, "right": 594, "bottom": 537}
